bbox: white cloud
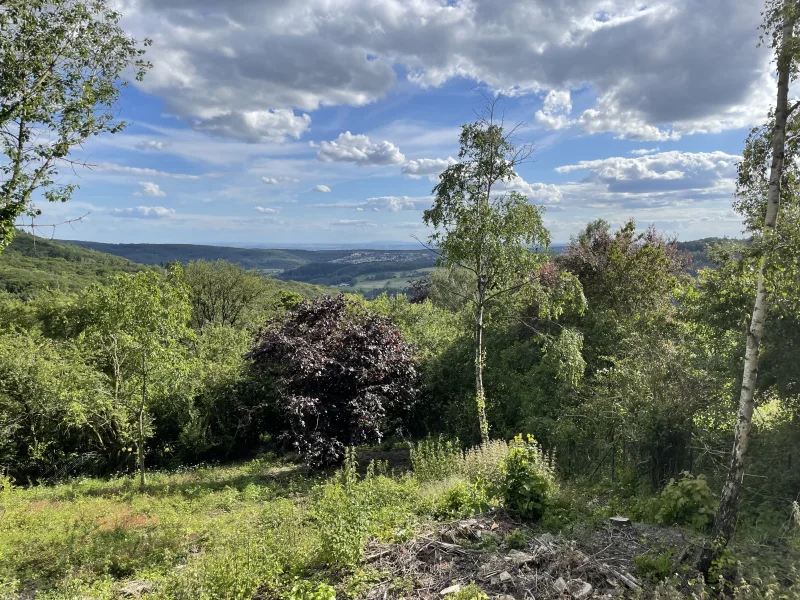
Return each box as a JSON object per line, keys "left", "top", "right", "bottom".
{"left": 500, "top": 176, "right": 563, "bottom": 203}
{"left": 402, "top": 157, "right": 457, "bottom": 180}
{"left": 135, "top": 140, "right": 169, "bottom": 151}
{"left": 631, "top": 148, "right": 659, "bottom": 156}
{"left": 98, "top": 162, "right": 201, "bottom": 180}
{"left": 192, "top": 109, "right": 311, "bottom": 143}
{"left": 314, "top": 184, "right": 332, "bottom": 192}
{"left": 133, "top": 182, "right": 167, "bottom": 197}
{"left": 535, "top": 89, "right": 575, "bottom": 130}
{"left": 316, "top": 131, "right": 405, "bottom": 166}
{"left": 111, "top": 206, "right": 175, "bottom": 219}
{"left": 312, "top": 196, "right": 432, "bottom": 212}
{"left": 255, "top": 206, "right": 280, "bottom": 214}
{"left": 122, "top": 0, "right": 769, "bottom": 141}
{"left": 261, "top": 176, "right": 300, "bottom": 185}
{"left": 555, "top": 150, "right": 738, "bottom": 193}
{"left": 330, "top": 219, "right": 377, "bottom": 228}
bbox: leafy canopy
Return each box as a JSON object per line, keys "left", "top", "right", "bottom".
{"left": 0, "top": 0, "right": 151, "bottom": 250}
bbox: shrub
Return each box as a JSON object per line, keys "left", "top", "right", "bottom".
{"left": 249, "top": 295, "right": 417, "bottom": 468}
{"left": 653, "top": 472, "right": 715, "bottom": 531}
{"left": 504, "top": 529, "right": 527, "bottom": 550}
{"left": 501, "top": 434, "right": 555, "bottom": 520}
{"left": 409, "top": 437, "right": 462, "bottom": 482}
{"left": 287, "top": 579, "right": 337, "bottom": 600}
{"left": 312, "top": 452, "right": 420, "bottom": 568}
{"left": 434, "top": 478, "right": 492, "bottom": 519}
{"left": 461, "top": 439, "right": 509, "bottom": 495}
{"left": 634, "top": 550, "right": 674, "bottom": 584}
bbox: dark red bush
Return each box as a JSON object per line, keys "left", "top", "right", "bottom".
{"left": 248, "top": 295, "right": 417, "bottom": 468}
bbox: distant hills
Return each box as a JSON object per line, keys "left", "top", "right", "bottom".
{"left": 0, "top": 234, "right": 734, "bottom": 300}
{"left": 1, "top": 232, "right": 144, "bottom": 297}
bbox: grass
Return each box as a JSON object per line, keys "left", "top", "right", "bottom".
{"left": 1, "top": 445, "right": 798, "bottom": 599}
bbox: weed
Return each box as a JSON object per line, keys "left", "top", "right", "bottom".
{"left": 653, "top": 473, "right": 715, "bottom": 531}
{"left": 504, "top": 528, "right": 527, "bottom": 550}
{"left": 634, "top": 550, "right": 674, "bottom": 583}
{"left": 444, "top": 582, "right": 488, "bottom": 600}
{"left": 501, "top": 434, "right": 554, "bottom": 520}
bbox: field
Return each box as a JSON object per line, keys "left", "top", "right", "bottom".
{"left": 1, "top": 444, "right": 797, "bottom": 600}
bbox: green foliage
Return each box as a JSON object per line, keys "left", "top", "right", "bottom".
{"left": 501, "top": 434, "right": 555, "bottom": 520}
{"left": 653, "top": 473, "right": 716, "bottom": 531}
{"left": 634, "top": 550, "right": 674, "bottom": 584}
{"left": 0, "top": 0, "right": 151, "bottom": 251}
{"left": 287, "top": 579, "right": 337, "bottom": 600}
{"left": 312, "top": 452, "right": 420, "bottom": 568}
{"left": 434, "top": 478, "right": 492, "bottom": 519}
{"left": 0, "top": 232, "right": 144, "bottom": 297}
{"left": 409, "top": 437, "right": 462, "bottom": 483}
{"left": 503, "top": 528, "right": 527, "bottom": 550}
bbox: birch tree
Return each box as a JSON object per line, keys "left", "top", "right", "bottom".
{"left": 700, "top": 0, "right": 800, "bottom": 572}
{"left": 423, "top": 103, "right": 549, "bottom": 443}
{"left": 0, "top": 0, "right": 151, "bottom": 251}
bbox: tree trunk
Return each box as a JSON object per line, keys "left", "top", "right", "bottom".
{"left": 138, "top": 359, "right": 147, "bottom": 490}
{"left": 700, "top": 5, "right": 795, "bottom": 574}
{"left": 475, "top": 296, "right": 489, "bottom": 444}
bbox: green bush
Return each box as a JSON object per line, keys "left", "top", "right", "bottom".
{"left": 287, "top": 579, "right": 337, "bottom": 600}
{"left": 409, "top": 437, "right": 462, "bottom": 482}
{"left": 444, "top": 583, "right": 488, "bottom": 600}
{"left": 434, "top": 478, "right": 492, "bottom": 519}
{"left": 501, "top": 434, "right": 555, "bottom": 520}
{"left": 653, "top": 472, "right": 715, "bottom": 531}
{"left": 312, "top": 452, "right": 420, "bottom": 568}
{"left": 634, "top": 550, "right": 674, "bottom": 584}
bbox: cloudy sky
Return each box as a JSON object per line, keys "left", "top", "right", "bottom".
{"left": 32, "top": 0, "right": 774, "bottom": 246}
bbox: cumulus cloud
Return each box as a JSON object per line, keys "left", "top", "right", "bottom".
{"left": 192, "top": 109, "right": 311, "bottom": 143}
{"left": 255, "top": 206, "right": 280, "bottom": 214}
{"left": 556, "top": 150, "right": 738, "bottom": 193}
{"left": 315, "top": 132, "right": 405, "bottom": 166}
{"left": 99, "top": 162, "right": 200, "bottom": 180}
{"left": 631, "top": 148, "right": 660, "bottom": 156}
{"left": 314, "top": 184, "right": 332, "bottom": 192}
{"left": 535, "top": 89, "right": 575, "bottom": 130}
{"left": 133, "top": 182, "right": 167, "bottom": 197}
{"left": 121, "top": 0, "right": 769, "bottom": 142}
{"left": 135, "top": 140, "right": 169, "bottom": 152}
{"left": 111, "top": 206, "right": 175, "bottom": 219}
{"left": 402, "top": 157, "right": 457, "bottom": 179}
{"left": 501, "top": 176, "right": 564, "bottom": 203}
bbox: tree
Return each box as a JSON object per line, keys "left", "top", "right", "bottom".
{"left": 0, "top": 0, "right": 151, "bottom": 251}
{"left": 423, "top": 103, "right": 549, "bottom": 443}
{"left": 248, "top": 295, "right": 417, "bottom": 468}
{"left": 80, "top": 269, "right": 192, "bottom": 488}
{"left": 182, "top": 259, "right": 269, "bottom": 329}
{"left": 701, "top": 0, "right": 800, "bottom": 571}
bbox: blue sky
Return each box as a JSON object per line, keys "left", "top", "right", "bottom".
{"left": 31, "top": 0, "right": 773, "bottom": 246}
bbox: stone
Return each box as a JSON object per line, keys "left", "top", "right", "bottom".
{"left": 120, "top": 581, "right": 152, "bottom": 597}
{"left": 507, "top": 549, "right": 536, "bottom": 567}
{"left": 569, "top": 579, "right": 593, "bottom": 599}
{"left": 499, "top": 571, "right": 513, "bottom": 583}
{"left": 609, "top": 516, "right": 632, "bottom": 528}
{"left": 440, "top": 584, "right": 461, "bottom": 596}
{"left": 553, "top": 577, "right": 568, "bottom": 594}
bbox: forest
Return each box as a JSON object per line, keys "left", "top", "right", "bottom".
{"left": 2, "top": 0, "right": 800, "bottom": 599}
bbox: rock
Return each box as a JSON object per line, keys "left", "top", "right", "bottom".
{"left": 440, "top": 584, "right": 461, "bottom": 596}
{"left": 120, "top": 581, "right": 152, "bottom": 597}
{"left": 609, "top": 516, "right": 632, "bottom": 528}
{"left": 553, "top": 577, "right": 568, "bottom": 594}
{"left": 507, "top": 549, "right": 536, "bottom": 567}
{"left": 569, "top": 579, "right": 593, "bottom": 599}
{"left": 497, "top": 596, "right": 516, "bottom": 600}
{"left": 499, "top": 571, "right": 513, "bottom": 583}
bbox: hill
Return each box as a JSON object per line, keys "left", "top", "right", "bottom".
{"left": 1, "top": 231, "right": 145, "bottom": 297}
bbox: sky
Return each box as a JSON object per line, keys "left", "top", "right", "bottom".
{"left": 28, "top": 0, "right": 776, "bottom": 247}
